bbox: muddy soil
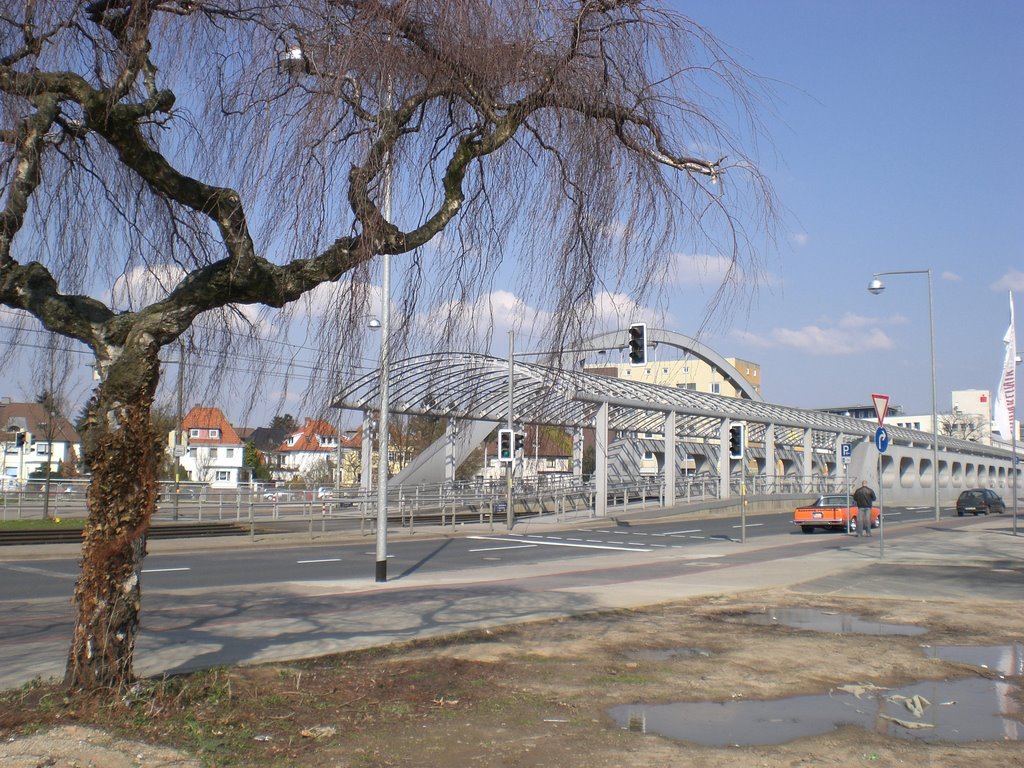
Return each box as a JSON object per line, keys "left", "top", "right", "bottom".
{"left": 2, "top": 589, "right": 1022, "bottom": 767}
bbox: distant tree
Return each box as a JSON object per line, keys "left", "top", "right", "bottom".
{"left": 939, "top": 411, "right": 986, "bottom": 443}
{"left": 244, "top": 443, "right": 272, "bottom": 482}
{"left": 1, "top": 0, "right": 774, "bottom": 691}
{"left": 271, "top": 415, "right": 299, "bottom": 434}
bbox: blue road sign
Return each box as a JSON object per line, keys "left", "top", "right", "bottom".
{"left": 874, "top": 426, "right": 889, "bottom": 453}
{"left": 841, "top": 443, "right": 852, "bottom": 458}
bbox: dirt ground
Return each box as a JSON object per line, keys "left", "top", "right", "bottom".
{"left": 2, "top": 589, "right": 1022, "bottom": 767}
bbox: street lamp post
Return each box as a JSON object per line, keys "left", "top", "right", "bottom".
{"left": 868, "top": 269, "right": 940, "bottom": 522}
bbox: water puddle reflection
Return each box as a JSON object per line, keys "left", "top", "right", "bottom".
{"left": 925, "top": 643, "right": 1024, "bottom": 677}
{"left": 610, "top": 676, "right": 1020, "bottom": 745}
{"left": 731, "top": 607, "right": 926, "bottom": 636}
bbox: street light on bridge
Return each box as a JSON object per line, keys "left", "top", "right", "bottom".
{"left": 868, "top": 269, "right": 940, "bottom": 522}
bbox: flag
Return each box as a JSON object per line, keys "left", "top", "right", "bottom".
{"left": 993, "top": 291, "right": 1016, "bottom": 440}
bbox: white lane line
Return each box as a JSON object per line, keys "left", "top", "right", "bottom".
{"left": 468, "top": 544, "right": 538, "bottom": 553}
{"left": 731, "top": 523, "right": 764, "bottom": 529}
{"left": 2, "top": 564, "right": 76, "bottom": 580}
{"left": 297, "top": 558, "right": 342, "bottom": 564}
{"left": 468, "top": 535, "right": 652, "bottom": 553}
{"left": 362, "top": 553, "right": 396, "bottom": 558}
{"left": 658, "top": 529, "right": 702, "bottom": 536}
{"left": 142, "top": 567, "right": 191, "bottom": 573}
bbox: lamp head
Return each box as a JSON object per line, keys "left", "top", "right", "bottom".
{"left": 867, "top": 277, "right": 885, "bottom": 295}
{"left": 368, "top": 317, "right": 381, "bottom": 330}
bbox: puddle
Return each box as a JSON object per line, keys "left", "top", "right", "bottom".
{"left": 610, "top": 676, "right": 1021, "bottom": 745}
{"left": 925, "top": 643, "right": 1024, "bottom": 677}
{"left": 732, "top": 608, "right": 926, "bottom": 636}
{"left": 624, "top": 647, "right": 712, "bottom": 662}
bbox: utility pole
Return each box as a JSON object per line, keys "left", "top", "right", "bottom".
{"left": 506, "top": 330, "right": 514, "bottom": 530}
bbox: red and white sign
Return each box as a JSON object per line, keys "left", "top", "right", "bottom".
{"left": 871, "top": 393, "right": 889, "bottom": 426}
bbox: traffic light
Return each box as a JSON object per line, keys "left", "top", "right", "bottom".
{"left": 728, "top": 423, "right": 745, "bottom": 460}
{"left": 14, "top": 432, "right": 25, "bottom": 448}
{"left": 514, "top": 431, "right": 526, "bottom": 454}
{"left": 498, "top": 428, "right": 514, "bottom": 463}
{"left": 628, "top": 323, "right": 647, "bottom": 365}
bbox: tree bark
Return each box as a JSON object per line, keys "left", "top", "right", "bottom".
{"left": 64, "top": 343, "right": 162, "bottom": 690}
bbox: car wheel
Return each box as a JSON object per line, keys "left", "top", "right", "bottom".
{"left": 801, "top": 525, "right": 814, "bottom": 534}
{"left": 957, "top": 509, "right": 964, "bottom": 517}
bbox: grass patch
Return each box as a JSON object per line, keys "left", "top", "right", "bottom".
{"left": 0, "top": 517, "right": 85, "bottom": 530}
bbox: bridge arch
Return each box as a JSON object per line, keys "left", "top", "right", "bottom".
{"left": 582, "top": 329, "right": 762, "bottom": 401}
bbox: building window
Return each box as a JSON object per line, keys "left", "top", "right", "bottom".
{"left": 225, "top": 448, "right": 234, "bottom": 458}
{"left": 215, "top": 470, "right": 230, "bottom": 482}
{"left": 209, "top": 428, "right": 220, "bottom": 439}
{"left": 643, "top": 451, "right": 655, "bottom": 460}
{"left": 711, "top": 383, "right": 721, "bottom": 394}
{"left": 209, "top": 447, "right": 218, "bottom": 459}
{"left": 188, "top": 447, "right": 196, "bottom": 458}
{"left": 35, "top": 442, "right": 50, "bottom": 455}
{"left": 190, "top": 428, "right": 200, "bottom": 438}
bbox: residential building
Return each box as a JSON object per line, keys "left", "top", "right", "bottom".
{"left": 586, "top": 355, "right": 761, "bottom": 398}
{"left": 177, "top": 406, "right": 245, "bottom": 488}
{"left": 275, "top": 418, "right": 341, "bottom": 483}
{"left": 0, "top": 399, "right": 82, "bottom": 486}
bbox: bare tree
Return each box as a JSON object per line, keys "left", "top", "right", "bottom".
{"left": 939, "top": 411, "right": 987, "bottom": 443}
{"left": 0, "top": 1, "right": 775, "bottom": 690}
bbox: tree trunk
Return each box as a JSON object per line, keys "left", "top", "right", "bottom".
{"left": 64, "top": 345, "right": 162, "bottom": 690}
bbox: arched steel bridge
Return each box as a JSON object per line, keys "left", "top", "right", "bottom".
{"left": 334, "top": 349, "right": 1019, "bottom": 516}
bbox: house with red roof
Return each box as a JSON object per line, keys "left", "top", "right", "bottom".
{"left": 177, "top": 406, "right": 245, "bottom": 488}
{"left": 275, "top": 418, "right": 343, "bottom": 483}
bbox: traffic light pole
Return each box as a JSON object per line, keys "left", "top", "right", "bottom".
{"left": 506, "top": 330, "right": 514, "bottom": 530}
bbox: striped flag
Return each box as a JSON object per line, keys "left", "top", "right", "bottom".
{"left": 993, "top": 291, "right": 1016, "bottom": 439}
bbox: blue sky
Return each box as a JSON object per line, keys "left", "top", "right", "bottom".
{"left": 669, "top": 0, "right": 1023, "bottom": 415}
{"left": 2, "top": 1, "right": 1021, "bottom": 427}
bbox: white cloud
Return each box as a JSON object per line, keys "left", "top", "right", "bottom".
{"left": 734, "top": 317, "right": 898, "bottom": 356}
{"left": 669, "top": 253, "right": 735, "bottom": 286}
{"left": 941, "top": 271, "right": 961, "bottom": 282}
{"left": 991, "top": 268, "right": 1024, "bottom": 292}
{"left": 792, "top": 232, "right": 810, "bottom": 247}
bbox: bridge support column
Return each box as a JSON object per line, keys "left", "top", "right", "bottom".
{"left": 444, "top": 419, "right": 457, "bottom": 484}
{"left": 664, "top": 411, "right": 677, "bottom": 507}
{"left": 765, "top": 423, "right": 776, "bottom": 493}
{"left": 802, "top": 428, "right": 813, "bottom": 492}
{"left": 572, "top": 428, "right": 584, "bottom": 479}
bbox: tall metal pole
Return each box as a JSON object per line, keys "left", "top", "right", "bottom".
{"left": 374, "top": 129, "right": 394, "bottom": 583}
{"left": 174, "top": 339, "right": 184, "bottom": 521}
{"left": 868, "top": 269, "right": 940, "bottom": 521}
{"left": 506, "top": 330, "right": 514, "bottom": 530}
{"left": 926, "top": 269, "right": 939, "bottom": 521}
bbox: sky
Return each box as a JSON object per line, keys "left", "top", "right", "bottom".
{"left": 2, "top": 1, "right": 1022, "bottom": 428}
{"left": 667, "top": 0, "right": 1024, "bottom": 415}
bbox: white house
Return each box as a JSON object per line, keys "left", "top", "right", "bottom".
{"left": 0, "top": 399, "right": 82, "bottom": 487}
{"left": 275, "top": 418, "right": 340, "bottom": 483}
{"left": 177, "top": 406, "right": 245, "bottom": 488}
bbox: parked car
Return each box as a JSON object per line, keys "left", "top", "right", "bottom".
{"left": 316, "top": 486, "right": 334, "bottom": 499}
{"left": 956, "top": 488, "right": 1005, "bottom": 516}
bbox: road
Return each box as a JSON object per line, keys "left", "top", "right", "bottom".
{"left": 0, "top": 503, "right": 993, "bottom": 689}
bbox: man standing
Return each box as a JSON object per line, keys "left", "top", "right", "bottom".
{"left": 852, "top": 481, "right": 876, "bottom": 537}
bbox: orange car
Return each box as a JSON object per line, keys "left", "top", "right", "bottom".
{"left": 793, "top": 494, "right": 880, "bottom": 534}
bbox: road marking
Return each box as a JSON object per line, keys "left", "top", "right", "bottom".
{"left": 297, "top": 558, "right": 342, "bottom": 564}
{"left": 658, "top": 529, "right": 702, "bottom": 536}
{"left": 142, "top": 567, "right": 190, "bottom": 574}
{"left": 468, "top": 543, "right": 538, "bottom": 553}
{"left": 2, "top": 564, "right": 76, "bottom": 580}
{"left": 731, "top": 523, "right": 764, "bottom": 529}
{"left": 362, "top": 553, "right": 396, "bottom": 558}
{"left": 468, "top": 535, "right": 652, "bottom": 553}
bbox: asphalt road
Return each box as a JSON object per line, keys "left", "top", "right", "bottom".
{"left": 0, "top": 504, "right": 1013, "bottom": 690}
